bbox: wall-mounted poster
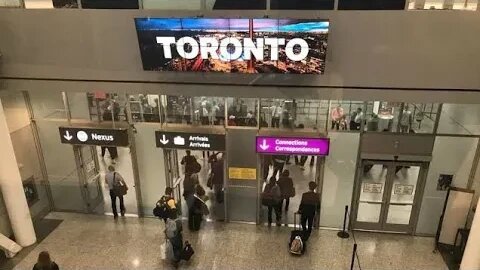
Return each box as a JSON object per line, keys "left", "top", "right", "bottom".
{"left": 437, "top": 174, "right": 453, "bottom": 191}
{"left": 394, "top": 184, "right": 414, "bottom": 195}
{"left": 363, "top": 183, "right": 383, "bottom": 193}
{"left": 135, "top": 18, "right": 329, "bottom": 74}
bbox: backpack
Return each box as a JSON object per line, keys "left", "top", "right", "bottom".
{"left": 289, "top": 236, "right": 304, "bottom": 255}
{"left": 191, "top": 160, "right": 201, "bottom": 174}
{"left": 153, "top": 196, "right": 173, "bottom": 218}
{"left": 261, "top": 184, "right": 281, "bottom": 206}
{"left": 165, "top": 219, "right": 178, "bottom": 239}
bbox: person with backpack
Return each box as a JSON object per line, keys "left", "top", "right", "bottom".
{"left": 277, "top": 170, "right": 295, "bottom": 212}
{"left": 181, "top": 150, "right": 200, "bottom": 175}
{"left": 154, "top": 187, "right": 177, "bottom": 223}
{"left": 298, "top": 181, "right": 321, "bottom": 240}
{"left": 105, "top": 165, "right": 128, "bottom": 219}
{"left": 190, "top": 185, "right": 209, "bottom": 231}
{"left": 262, "top": 176, "right": 282, "bottom": 227}
{"left": 33, "top": 251, "right": 59, "bottom": 270}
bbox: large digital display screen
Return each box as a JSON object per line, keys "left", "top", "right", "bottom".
{"left": 134, "top": 18, "right": 329, "bottom": 74}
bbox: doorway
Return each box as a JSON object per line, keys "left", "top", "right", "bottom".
{"left": 352, "top": 160, "right": 428, "bottom": 234}
{"left": 73, "top": 145, "right": 103, "bottom": 213}
{"left": 163, "top": 149, "right": 227, "bottom": 222}
{"left": 259, "top": 154, "right": 325, "bottom": 226}
{"left": 96, "top": 146, "right": 139, "bottom": 216}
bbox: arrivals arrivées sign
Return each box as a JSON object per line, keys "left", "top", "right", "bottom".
{"left": 135, "top": 18, "right": 329, "bottom": 74}
{"left": 155, "top": 131, "right": 225, "bottom": 151}
{"left": 58, "top": 127, "right": 129, "bottom": 147}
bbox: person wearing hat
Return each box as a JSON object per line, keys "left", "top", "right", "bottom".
{"left": 298, "top": 181, "right": 320, "bottom": 240}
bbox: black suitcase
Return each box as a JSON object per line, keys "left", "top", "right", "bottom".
{"left": 289, "top": 212, "right": 306, "bottom": 254}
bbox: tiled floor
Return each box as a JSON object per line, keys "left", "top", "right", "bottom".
{"left": 11, "top": 212, "right": 447, "bottom": 270}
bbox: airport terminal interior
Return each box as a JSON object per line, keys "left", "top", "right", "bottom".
{"left": 1, "top": 2, "right": 480, "bottom": 270}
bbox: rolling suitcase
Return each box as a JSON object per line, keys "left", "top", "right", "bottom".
{"left": 289, "top": 212, "right": 306, "bottom": 255}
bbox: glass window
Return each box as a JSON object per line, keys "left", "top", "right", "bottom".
{"left": 85, "top": 92, "right": 128, "bottom": 123}
{"left": 260, "top": 98, "right": 328, "bottom": 130}
{"left": 226, "top": 97, "right": 258, "bottom": 127}
{"left": 438, "top": 104, "right": 480, "bottom": 135}
{"left": 164, "top": 95, "right": 225, "bottom": 126}
{"left": 407, "top": 0, "right": 477, "bottom": 10}
{"left": 329, "top": 100, "right": 364, "bottom": 132}
{"left": 364, "top": 102, "right": 437, "bottom": 134}
{"left": 128, "top": 94, "right": 161, "bottom": 123}
{"left": 0, "top": 0, "right": 22, "bottom": 7}
{"left": 28, "top": 90, "right": 66, "bottom": 120}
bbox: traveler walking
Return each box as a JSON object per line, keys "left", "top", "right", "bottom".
{"left": 190, "top": 185, "right": 209, "bottom": 231}
{"left": 105, "top": 165, "right": 128, "bottom": 219}
{"left": 298, "top": 181, "right": 320, "bottom": 240}
{"left": 277, "top": 170, "right": 295, "bottom": 212}
{"left": 181, "top": 150, "right": 201, "bottom": 176}
{"left": 262, "top": 176, "right": 282, "bottom": 226}
{"left": 33, "top": 251, "right": 59, "bottom": 270}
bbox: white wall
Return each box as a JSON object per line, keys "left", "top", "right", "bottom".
{"left": 416, "top": 136, "right": 478, "bottom": 235}
{"left": 321, "top": 132, "right": 360, "bottom": 228}
{"left": 134, "top": 123, "right": 166, "bottom": 215}
{"left": 1, "top": 10, "right": 480, "bottom": 90}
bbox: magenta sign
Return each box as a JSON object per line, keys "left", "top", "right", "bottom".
{"left": 256, "top": 136, "right": 330, "bottom": 156}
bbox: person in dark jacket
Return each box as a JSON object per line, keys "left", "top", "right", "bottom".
{"left": 264, "top": 176, "right": 282, "bottom": 227}
{"left": 33, "top": 251, "right": 59, "bottom": 270}
{"left": 298, "top": 181, "right": 320, "bottom": 240}
{"left": 277, "top": 170, "right": 294, "bottom": 212}
{"left": 181, "top": 150, "right": 198, "bottom": 176}
{"left": 190, "top": 185, "right": 209, "bottom": 231}
{"left": 183, "top": 173, "right": 199, "bottom": 230}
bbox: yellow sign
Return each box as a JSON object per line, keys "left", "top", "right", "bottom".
{"left": 229, "top": 167, "right": 257, "bottom": 180}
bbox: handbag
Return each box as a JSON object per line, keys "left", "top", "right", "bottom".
{"left": 289, "top": 187, "right": 296, "bottom": 198}
{"left": 113, "top": 172, "right": 128, "bottom": 196}
{"left": 181, "top": 241, "right": 195, "bottom": 261}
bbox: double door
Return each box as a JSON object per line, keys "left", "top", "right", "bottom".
{"left": 352, "top": 160, "right": 427, "bottom": 234}
{"left": 73, "top": 145, "right": 103, "bottom": 213}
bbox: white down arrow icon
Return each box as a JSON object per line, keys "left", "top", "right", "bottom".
{"left": 259, "top": 139, "right": 269, "bottom": 150}
{"left": 159, "top": 134, "right": 169, "bottom": 145}
{"left": 64, "top": 131, "right": 73, "bottom": 141}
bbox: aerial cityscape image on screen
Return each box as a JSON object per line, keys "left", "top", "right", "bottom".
{"left": 135, "top": 18, "right": 329, "bottom": 74}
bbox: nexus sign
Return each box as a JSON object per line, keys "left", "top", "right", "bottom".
{"left": 59, "top": 127, "right": 129, "bottom": 146}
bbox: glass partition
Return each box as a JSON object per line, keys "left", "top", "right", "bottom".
{"left": 260, "top": 98, "right": 328, "bottom": 130}
{"left": 227, "top": 97, "right": 258, "bottom": 127}
{"left": 438, "top": 104, "right": 480, "bottom": 135}
{"left": 363, "top": 102, "right": 437, "bottom": 134}
{"left": 329, "top": 100, "right": 364, "bottom": 132}
{"left": 407, "top": 0, "right": 477, "bottom": 10}
{"left": 128, "top": 94, "right": 161, "bottom": 123}
{"left": 85, "top": 92, "right": 128, "bottom": 123}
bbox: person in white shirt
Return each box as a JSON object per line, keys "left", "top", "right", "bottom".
{"left": 105, "top": 165, "right": 127, "bottom": 219}
{"left": 270, "top": 102, "right": 282, "bottom": 128}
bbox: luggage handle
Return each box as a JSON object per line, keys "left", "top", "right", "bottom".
{"left": 294, "top": 212, "right": 301, "bottom": 230}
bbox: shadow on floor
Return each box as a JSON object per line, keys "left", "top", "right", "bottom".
{"left": 0, "top": 218, "right": 63, "bottom": 270}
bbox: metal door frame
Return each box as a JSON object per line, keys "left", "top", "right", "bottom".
{"left": 163, "top": 148, "right": 228, "bottom": 220}
{"left": 73, "top": 145, "right": 103, "bottom": 213}
{"left": 256, "top": 154, "right": 326, "bottom": 227}
{"left": 351, "top": 159, "right": 428, "bottom": 234}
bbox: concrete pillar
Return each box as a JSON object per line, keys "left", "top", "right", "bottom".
{"left": 460, "top": 199, "right": 480, "bottom": 270}
{"left": 0, "top": 99, "right": 36, "bottom": 247}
